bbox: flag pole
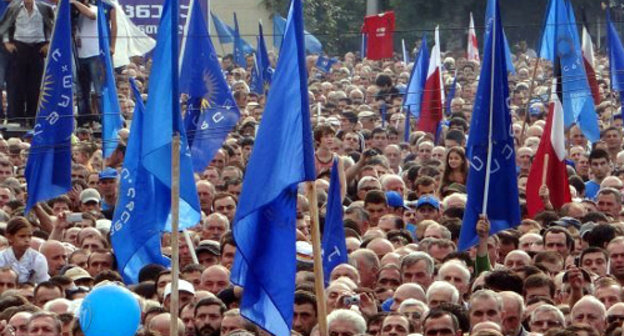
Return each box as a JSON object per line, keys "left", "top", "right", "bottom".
{"left": 306, "top": 181, "right": 328, "bottom": 336}
{"left": 170, "top": 134, "right": 181, "bottom": 336}
{"left": 542, "top": 154, "right": 550, "bottom": 185}
{"left": 482, "top": 1, "right": 498, "bottom": 215}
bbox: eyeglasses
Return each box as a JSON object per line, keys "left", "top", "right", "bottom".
{"left": 607, "top": 315, "right": 624, "bottom": 324}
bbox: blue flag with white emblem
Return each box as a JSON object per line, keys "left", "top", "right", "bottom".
{"left": 25, "top": 0, "right": 73, "bottom": 213}
{"left": 316, "top": 55, "right": 337, "bottom": 73}
{"left": 111, "top": 79, "right": 170, "bottom": 284}
{"left": 322, "top": 158, "right": 347, "bottom": 285}
{"left": 403, "top": 35, "right": 428, "bottom": 119}
{"left": 538, "top": 0, "right": 599, "bottom": 142}
{"left": 230, "top": 0, "right": 316, "bottom": 334}
{"left": 180, "top": 0, "right": 240, "bottom": 172}
{"left": 459, "top": 0, "right": 520, "bottom": 251}
{"left": 98, "top": 0, "right": 123, "bottom": 158}
{"left": 233, "top": 12, "right": 255, "bottom": 67}
{"left": 142, "top": 0, "right": 200, "bottom": 231}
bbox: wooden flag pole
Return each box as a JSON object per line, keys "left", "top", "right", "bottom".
{"left": 542, "top": 154, "right": 550, "bottom": 186}
{"left": 306, "top": 181, "right": 328, "bottom": 336}
{"left": 170, "top": 134, "right": 181, "bottom": 336}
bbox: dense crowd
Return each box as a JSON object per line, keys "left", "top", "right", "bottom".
{"left": 1, "top": 1, "right": 624, "bottom": 336}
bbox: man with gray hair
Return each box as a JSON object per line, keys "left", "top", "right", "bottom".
{"left": 201, "top": 213, "right": 229, "bottom": 241}
{"left": 438, "top": 260, "right": 471, "bottom": 299}
{"left": 27, "top": 312, "right": 62, "bottom": 336}
{"left": 468, "top": 289, "right": 503, "bottom": 331}
{"left": 426, "top": 281, "right": 459, "bottom": 308}
{"left": 571, "top": 295, "right": 607, "bottom": 334}
{"left": 529, "top": 304, "right": 565, "bottom": 333}
{"left": 500, "top": 291, "right": 527, "bottom": 336}
{"left": 327, "top": 309, "right": 367, "bottom": 336}
{"left": 400, "top": 252, "right": 434, "bottom": 290}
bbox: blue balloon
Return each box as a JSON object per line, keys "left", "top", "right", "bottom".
{"left": 79, "top": 285, "right": 141, "bottom": 336}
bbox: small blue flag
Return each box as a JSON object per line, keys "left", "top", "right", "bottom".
{"left": 142, "top": 0, "right": 201, "bottom": 231}
{"left": 273, "top": 14, "right": 322, "bottom": 54}
{"left": 230, "top": 0, "right": 316, "bottom": 334}
{"left": 250, "top": 21, "right": 273, "bottom": 94}
{"left": 111, "top": 78, "right": 171, "bottom": 284}
{"left": 180, "top": 0, "right": 240, "bottom": 173}
{"left": 210, "top": 11, "right": 234, "bottom": 44}
{"left": 233, "top": 12, "right": 255, "bottom": 67}
{"left": 360, "top": 33, "right": 367, "bottom": 59}
{"left": 459, "top": 0, "right": 521, "bottom": 251}
{"left": 98, "top": 0, "right": 123, "bottom": 158}
{"left": 607, "top": 11, "right": 624, "bottom": 96}
{"left": 404, "top": 112, "right": 411, "bottom": 142}
{"left": 403, "top": 35, "right": 429, "bottom": 119}
{"left": 25, "top": 0, "right": 73, "bottom": 213}
{"left": 316, "top": 55, "right": 337, "bottom": 74}
{"left": 322, "top": 158, "right": 347, "bottom": 285}
{"left": 445, "top": 70, "right": 458, "bottom": 116}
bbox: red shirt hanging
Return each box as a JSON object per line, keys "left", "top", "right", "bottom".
{"left": 361, "top": 11, "right": 395, "bottom": 60}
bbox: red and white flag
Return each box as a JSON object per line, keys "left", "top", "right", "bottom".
{"left": 419, "top": 26, "right": 443, "bottom": 135}
{"left": 581, "top": 24, "right": 600, "bottom": 105}
{"left": 467, "top": 12, "right": 480, "bottom": 62}
{"left": 526, "top": 76, "right": 571, "bottom": 218}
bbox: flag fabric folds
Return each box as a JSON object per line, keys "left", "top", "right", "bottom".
{"left": 142, "top": 0, "right": 200, "bottom": 231}
{"left": 25, "top": 0, "right": 73, "bottom": 213}
{"left": 538, "top": 0, "right": 599, "bottom": 142}
{"left": 485, "top": 0, "right": 515, "bottom": 74}
{"left": 230, "top": 0, "right": 316, "bottom": 334}
{"left": 403, "top": 35, "right": 429, "bottom": 119}
{"left": 526, "top": 73, "right": 571, "bottom": 218}
{"left": 419, "top": 27, "right": 443, "bottom": 135}
{"left": 273, "top": 14, "right": 322, "bottom": 54}
{"left": 322, "top": 158, "right": 348, "bottom": 285}
{"left": 111, "top": 78, "right": 171, "bottom": 284}
{"left": 581, "top": 22, "right": 600, "bottom": 105}
{"left": 210, "top": 11, "right": 234, "bottom": 44}
{"left": 608, "top": 11, "right": 624, "bottom": 98}
{"left": 467, "top": 12, "right": 480, "bottom": 62}
{"left": 459, "top": 0, "right": 520, "bottom": 251}
{"left": 250, "top": 21, "right": 273, "bottom": 94}
{"left": 180, "top": 0, "right": 240, "bottom": 173}
{"left": 233, "top": 12, "right": 255, "bottom": 67}
{"left": 98, "top": 0, "right": 123, "bottom": 158}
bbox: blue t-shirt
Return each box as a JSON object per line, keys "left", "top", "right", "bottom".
{"left": 585, "top": 180, "right": 600, "bottom": 200}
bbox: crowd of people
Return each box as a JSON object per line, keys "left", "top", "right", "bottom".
{"left": 1, "top": 1, "right": 624, "bottom": 336}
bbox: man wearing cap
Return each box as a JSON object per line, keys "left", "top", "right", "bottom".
{"left": 79, "top": 188, "right": 101, "bottom": 213}
{"left": 97, "top": 168, "right": 118, "bottom": 212}
{"left": 195, "top": 241, "right": 220, "bottom": 268}
{"left": 385, "top": 191, "right": 408, "bottom": 216}
{"left": 163, "top": 279, "right": 195, "bottom": 311}
{"left": 63, "top": 266, "right": 94, "bottom": 288}
{"left": 416, "top": 196, "right": 441, "bottom": 222}
{"left": 358, "top": 111, "right": 377, "bottom": 131}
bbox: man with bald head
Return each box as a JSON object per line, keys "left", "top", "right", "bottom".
{"left": 329, "top": 264, "right": 360, "bottom": 285}
{"left": 149, "top": 313, "right": 185, "bottom": 336}
{"left": 350, "top": 249, "right": 380, "bottom": 289}
{"left": 39, "top": 240, "right": 67, "bottom": 277}
{"left": 390, "top": 283, "right": 425, "bottom": 311}
{"left": 504, "top": 250, "right": 532, "bottom": 272}
{"left": 367, "top": 238, "right": 394, "bottom": 260}
{"left": 199, "top": 265, "right": 230, "bottom": 295}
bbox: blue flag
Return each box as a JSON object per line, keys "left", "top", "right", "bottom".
{"left": 322, "top": 158, "right": 348, "bottom": 285}
{"left": 273, "top": 14, "right": 322, "bottom": 54}
{"left": 98, "top": 1, "right": 123, "bottom": 158}
{"left": 210, "top": 11, "right": 234, "bottom": 44}
{"left": 111, "top": 79, "right": 170, "bottom": 284}
{"left": 316, "top": 55, "right": 337, "bottom": 73}
{"left": 230, "top": 0, "right": 316, "bottom": 334}
{"left": 607, "top": 11, "right": 624, "bottom": 96}
{"left": 25, "top": 0, "right": 73, "bottom": 213}
{"left": 445, "top": 70, "right": 457, "bottom": 116}
{"left": 484, "top": 0, "right": 515, "bottom": 74}
{"left": 250, "top": 21, "right": 273, "bottom": 94}
{"left": 180, "top": 0, "right": 240, "bottom": 173}
{"left": 233, "top": 12, "right": 255, "bottom": 67}
{"left": 142, "top": 0, "right": 200, "bottom": 231}
{"left": 458, "top": 0, "right": 520, "bottom": 251}
{"left": 360, "top": 33, "right": 367, "bottom": 59}
{"left": 403, "top": 35, "right": 429, "bottom": 119}
{"left": 404, "top": 112, "right": 411, "bottom": 142}
{"left": 538, "top": 0, "right": 599, "bottom": 142}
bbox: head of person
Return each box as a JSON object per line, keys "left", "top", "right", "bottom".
{"left": 469, "top": 289, "right": 504, "bottom": 330}
{"left": 400, "top": 252, "right": 435, "bottom": 290}
{"left": 570, "top": 295, "right": 607, "bottom": 334}
{"left": 327, "top": 309, "right": 367, "bottom": 336}
{"left": 422, "top": 308, "right": 463, "bottom": 336}
{"left": 528, "top": 304, "right": 565, "bottom": 333}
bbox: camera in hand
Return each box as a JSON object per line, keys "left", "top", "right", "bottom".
{"left": 342, "top": 295, "right": 360, "bottom": 306}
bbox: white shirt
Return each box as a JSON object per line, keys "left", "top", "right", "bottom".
{"left": 0, "top": 247, "right": 49, "bottom": 284}
{"left": 76, "top": 6, "right": 99, "bottom": 59}
{"left": 13, "top": 3, "right": 45, "bottom": 44}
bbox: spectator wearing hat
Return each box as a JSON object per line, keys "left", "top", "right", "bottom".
{"left": 97, "top": 168, "right": 118, "bottom": 213}
{"left": 163, "top": 279, "right": 195, "bottom": 311}
{"left": 416, "top": 196, "right": 441, "bottom": 222}
{"left": 385, "top": 191, "right": 408, "bottom": 216}
{"left": 79, "top": 188, "right": 101, "bottom": 213}
{"left": 63, "top": 266, "right": 94, "bottom": 288}
{"left": 195, "top": 241, "right": 220, "bottom": 268}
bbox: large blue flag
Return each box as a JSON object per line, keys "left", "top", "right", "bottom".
{"left": 98, "top": 0, "right": 123, "bottom": 158}
{"left": 25, "top": 0, "right": 73, "bottom": 213}
{"left": 538, "top": 0, "right": 599, "bottom": 142}
{"left": 210, "top": 11, "right": 234, "bottom": 44}
{"left": 180, "top": 0, "right": 240, "bottom": 172}
{"left": 273, "top": 14, "right": 322, "bottom": 54}
{"left": 230, "top": 0, "right": 316, "bottom": 334}
{"left": 403, "top": 35, "right": 429, "bottom": 119}
{"left": 142, "top": 0, "right": 200, "bottom": 231}
{"left": 459, "top": 0, "right": 520, "bottom": 251}
{"left": 607, "top": 11, "right": 624, "bottom": 96}
{"left": 484, "top": 0, "right": 515, "bottom": 74}
{"left": 111, "top": 79, "right": 170, "bottom": 284}
{"left": 233, "top": 12, "right": 255, "bottom": 67}
{"left": 322, "top": 158, "right": 347, "bottom": 286}
{"left": 250, "top": 21, "right": 273, "bottom": 94}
